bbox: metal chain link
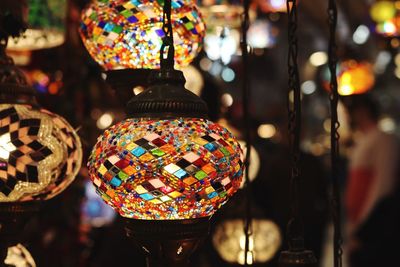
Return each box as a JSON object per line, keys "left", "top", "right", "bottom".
{"left": 327, "top": 0, "right": 343, "bottom": 266}
{"left": 160, "top": 0, "right": 174, "bottom": 68}
{"left": 286, "top": 0, "right": 303, "bottom": 242}
{"left": 241, "top": 0, "right": 253, "bottom": 265}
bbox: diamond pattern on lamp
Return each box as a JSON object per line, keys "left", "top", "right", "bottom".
{"left": 0, "top": 107, "right": 53, "bottom": 196}
{"left": 88, "top": 118, "right": 244, "bottom": 220}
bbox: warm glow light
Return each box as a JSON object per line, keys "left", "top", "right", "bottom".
{"left": 257, "top": 124, "right": 276, "bottom": 139}
{"left": 323, "top": 60, "right": 375, "bottom": 96}
{"left": 7, "top": 0, "right": 67, "bottom": 51}
{"left": 80, "top": 0, "right": 205, "bottom": 70}
{"left": 96, "top": 113, "right": 114, "bottom": 130}
{"left": 379, "top": 117, "right": 397, "bottom": 133}
{"left": 181, "top": 65, "right": 204, "bottom": 96}
{"left": 88, "top": 118, "right": 244, "bottom": 219}
{"left": 371, "top": 1, "right": 400, "bottom": 37}
{"left": 309, "top": 51, "right": 328, "bottom": 67}
{"left": 238, "top": 141, "right": 260, "bottom": 188}
{"left": 213, "top": 219, "right": 281, "bottom": 265}
{"left": 5, "top": 244, "right": 36, "bottom": 267}
{"left": 0, "top": 105, "right": 82, "bottom": 202}
{"left": 248, "top": 20, "right": 277, "bottom": 49}
{"left": 221, "top": 93, "right": 234, "bottom": 107}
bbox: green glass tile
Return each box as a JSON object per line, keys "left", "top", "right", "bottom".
{"left": 219, "top": 147, "right": 231, "bottom": 157}
{"left": 151, "top": 148, "right": 165, "bottom": 157}
{"left": 195, "top": 170, "right": 207, "bottom": 180}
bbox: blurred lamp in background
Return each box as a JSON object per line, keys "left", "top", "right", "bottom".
{"left": 370, "top": 0, "right": 400, "bottom": 37}
{"left": 5, "top": 244, "right": 36, "bottom": 267}
{"left": 213, "top": 219, "right": 282, "bottom": 265}
{"left": 197, "top": 0, "right": 244, "bottom": 30}
{"left": 323, "top": 60, "right": 375, "bottom": 96}
{"left": 7, "top": 0, "right": 67, "bottom": 51}
{"left": 248, "top": 19, "right": 278, "bottom": 49}
{"left": 79, "top": 0, "right": 205, "bottom": 70}
{"left": 257, "top": 0, "right": 287, "bottom": 13}
{"left": 0, "top": 43, "right": 82, "bottom": 202}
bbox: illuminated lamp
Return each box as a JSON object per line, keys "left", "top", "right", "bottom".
{"left": 197, "top": 0, "right": 243, "bottom": 30}
{"left": 213, "top": 219, "right": 282, "bottom": 265}
{"left": 322, "top": 60, "right": 375, "bottom": 96}
{"left": 370, "top": 1, "right": 400, "bottom": 37}
{"left": 0, "top": 8, "right": 82, "bottom": 264}
{"left": 248, "top": 19, "right": 278, "bottom": 49}
{"left": 79, "top": 0, "right": 205, "bottom": 103}
{"left": 258, "top": 0, "right": 287, "bottom": 13}
{"left": 5, "top": 244, "right": 36, "bottom": 267}
{"left": 87, "top": 0, "right": 244, "bottom": 264}
{"left": 7, "top": 0, "right": 67, "bottom": 51}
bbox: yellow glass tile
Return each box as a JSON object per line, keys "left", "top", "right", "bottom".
{"left": 135, "top": 185, "right": 148, "bottom": 194}
{"left": 126, "top": 143, "right": 137, "bottom": 151}
{"left": 194, "top": 137, "right": 208, "bottom": 146}
{"left": 168, "top": 191, "right": 182, "bottom": 198}
{"left": 205, "top": 186, "right": 215, "bottom": 194}
{"left": 98, "top": 164, "right": 108, "bottom": 175}
{"left": 139, "top": 152, "right": 154, "bottom": 162}
{"left": 150, "top": 199, "right": 162, "bottom": 204}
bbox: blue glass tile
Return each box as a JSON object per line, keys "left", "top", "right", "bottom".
{"left": 131, "top": 146, "right": 146, "bottom": 157}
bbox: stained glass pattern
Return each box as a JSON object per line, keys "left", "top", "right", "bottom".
{"left": 0, "top": 105, "right": 82, "bottom": 202}
{"left": 79, "top": 0, "right": 205, "bottom": 70}
{"left": 88, "top": 118, "right": 244, "bottom": 220}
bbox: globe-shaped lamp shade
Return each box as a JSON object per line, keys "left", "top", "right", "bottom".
{"left": 322, "top": 60, "right": 375, "bottom": 96}
{"left": 0, "top": 104, "right": 82, "bottom": 202}
{"left": 213, "top": 219, "right": 282, "bottom": 265}
{"left": 88, "top": 118, "right": 244, "bottom": 220}
{"left": 370, "top": 1, "right": 400, "bottom": 37}
{"left": 79, "top": 0, "right": 205, "bottom": 70}
{"left": 5, "top": 244, "right": 36, "bottom": 267}
{"left": 197, "top": 0, "right": 243, "bottom": 30}
{"left": 7, "top": 0, "right": 67, "bottom": 51}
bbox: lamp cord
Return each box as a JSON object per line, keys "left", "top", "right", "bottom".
{"left": 285, "top": 0, "right": 304, "bottom": 246}
{"left": 327, "top": 0, "right": 343, "bottom": 266}
{"left": 160, "top": 0, "right": 174, "bottom": 69}
{"left": 241, "top": 0, "right": 252, "bottom": 265}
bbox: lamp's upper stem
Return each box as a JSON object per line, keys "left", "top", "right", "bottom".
{"left": 160, "top": 0, "right": 175, "bottom": 69}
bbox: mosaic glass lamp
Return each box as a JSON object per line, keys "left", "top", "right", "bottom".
{"left": 0, "top": 48, "right": 82, "bottom": 202}
{"left": 7, "top": 0, "right": 67, "bottom": 51}
{"left": 79, "top": 0, "right": 205, "bottom": 71}
{"left": 213, "top": 219, "right": 282, "bottom": 265}
{"left": 197, "top": 0, "right": 244, "bottom": 30}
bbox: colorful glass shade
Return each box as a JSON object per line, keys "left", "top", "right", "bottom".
{"left": 7, "top": 0, "right": 67, "bottom": 51}
{"left": 79, "top": 0, "right": 205, "bottom": 70}
{"left": 213, "top": 219, "right": 282, "bottom": 265}
{"left": 5, "top": 244, "right": 36, "bottom": 267}
{"left": 88, "top": 118, "right": 244, "bottom": 220}
{"left": 323, "top": 60, "right": 375, "bottom": 96}
{"left": 370, "top": 1, "right": 400, "bottom": 37}
{"left": 0, "top": 104, "right": 82, "bottom": 202}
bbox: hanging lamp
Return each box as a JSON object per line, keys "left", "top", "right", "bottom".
{"left": 0, "top": 4, "right": 82, "bottom": 264}
{"left": 278, "top": 1, "right": 317, "bottom": 266}
{"left": 87, "top": 0, "right": 244, "bottom": 265}
{"left": 79, "top": 0, "right": 205, "bottom": 100}
{"left": 7, "top": 0, "right": 67, "bottom": 51}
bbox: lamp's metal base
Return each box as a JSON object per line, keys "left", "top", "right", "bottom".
{"left": 124, "top": 217, "right": 210, "bottom": 267}
{"left": 105, "top": 69, "right": 152, "bottom": 98}
{"left": 0, "top": 201, "right": 40, "bottom": 266}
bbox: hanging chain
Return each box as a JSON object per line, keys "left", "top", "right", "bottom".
{"left": 160, "top": 0, "right": 174, "bottom": 68}
{"left": 327, "top": 0, "right": 343, "bottom": 266}
{"left": 241, "top": 0, "right": 252, "bottom": 265}
{"left": 286, "top": 0, "right": 303, "bottom": 243}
